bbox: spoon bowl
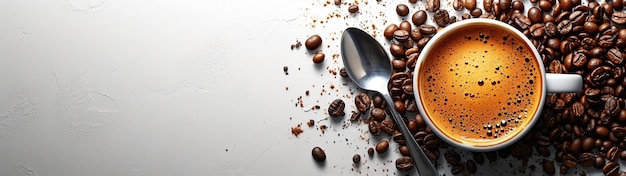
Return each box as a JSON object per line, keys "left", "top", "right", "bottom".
{"left": 341, "top": 27, "right": 438, "bottom": 175}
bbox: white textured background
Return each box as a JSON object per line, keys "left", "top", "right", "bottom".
{"left": 0, "top": 0, "right": 620, "bottom": 175}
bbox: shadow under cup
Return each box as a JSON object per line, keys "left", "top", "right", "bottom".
{"left": 413, "top": 19, "right": 552, "bottom": 152}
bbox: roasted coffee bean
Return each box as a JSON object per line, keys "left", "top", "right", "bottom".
{"left": 348, "top": 5, "right": 359, "bottom": 13}
{"left": 595, "top": 155, "right": 606, "bottom": 169}
{"left": 528, "top": 7, "right": 542, "bottom": 24}
{"left": 384, "top": 24, "right": 398, "bottom": 40}
{"left": 368, "top": 148, "right": 374, "bottom": 156}
{"left": 418, "top": 24, "right": 436, "bottom": 35}
{"left": 512, "top": 0, "right": 524, "bottom": 11}
{"left": 545, "top": 22, "right": 558, "bottom": 36}
{"left": 424, "top": 148, "right": 439, "bottom": 161}
{"left": 486, "top": 151, "right": 497, "bottom": 161}
{"left": 571, "top": 102, "right": 585, "bottom": 117}
{"left": 530, "top": 23, "right": 546, "bottom": 38}
{"left": 425, "top": 0, "right": 440, "bottom": 12}
{"left": 549, "top": 59, "right": 565, "bottom": 74}
{"left": 543, "top": 160, "right": 556, "bottom": 175}
{"left": 572, "top": 52, "right": 587, "bottom": 68}
{"left": 597, "top": 126, "right": 610, "bottom": 137}
{"left": 605, "top": 96, "right": 620, "bottom": 116}
{"left": 395, "top": 156, "right": 413, "bottom": 171}
{"left": 466, "top": 159, "right": 477, "bottom": 173}
{"left": 375, "top": 140, "right": 389, "bottom": 153}
{"left": 399, "top": 145, "right": 409, "bottom": 156}
{"left": 340, "top": 67, "right": 348, "bottom": 77}
{"left": 312, "top": 52, "right": 325, "bottom": 63}
{"left": 305, "top": 35, "right": 322, "bottom": 50}
{"left": 620, "top": 150, "right": 626, "bottom": 160}
{"left": 608, "top": 48, "right": 624, "bottom": 65}
{"left": 580, "top": 152, "right": 595, "bottom": 167}
{"left": 571, "top": 138, "right": 582, "bottom": 154}
{"left": 424, "top": 133, "right": 441, "bottom": 148}
{"left": 472, "top": 152, "right": 485, "bottom": 164}
{"left": 537, "top": 146, "right": 551, "bottom": 156}
{"left": 390, "top": 43, "right": 405, "bottom": 58}
{"left": 613, "top": 127, "right": 626, "bottom": 138}
{"left": 369, "top": 121, "right": 381, "bottom": 136}
{"left": 603, "top": 3, "right": 614, "bottom": 17}
{"left": 396, "top": 4, "right": 409, "bottom": 17}
{"left": 569, "top": 10, "right": 586, "bottom": 26}
{"left": 372, "top": 94, "right": 384, "bottom": 108}
{"left": 465, "top": 0, "right": 477, "bottom": 11}
{"left": 451, "top": 164, "right": 463, "bottom": 174}
{"left": 409, "top": 29, "right": 423, "bottom": 42}
{"left": 563, "top": 153, "right": 577, "bottom": 167}
{"left": 414, "top": 113, "right": 425, "bottom": 128}
{"left": 539, "top": 0, "right": 552, "bottom": 11}
{"left": 417, "top": 37, "right": 430, "bottom": 47}
{"left": 444, "top": 149, "right": 461, "bottom": 166}
{"left": 499, "top": 0, "right": 511, "bottom": 11}
{"left": 558, "top": 20, "right": 573, "bottom": 35}
{"left": 402, "top": 79, "right": 413, "bottom": 95}
{"left": 599, "top": 35, "right": 615, "bottom": 48}
{"left": 354, "top": 93, "right": 371, "bottom": 113}
{"left": 603, "top": 162, "right": 620, "bottom": 176}
{"left": 393, "top": 30, "right": 410, "bottom": 43}
{"left": 560, "top": 164, "right": 569, "bottom": 175}
{"left": 381, "top": 119, "right": 395, "bottom": 135}
{"left": 513, "top": 13, "right": 532, "bottom": 30}
{"left": 583, "top": 21, "right": 599, "bottom": 35}
{"left": 328, "top": 99, "right": 345, "bottom": 117}
{"left": 353, "top": 154, "right": 361, "bottom": 163}
{"left": 483, "top": 0, "right": 493, "bottom": 12}
{"left": 434, "top": 9, "right": 450, "bottom": 27}
{"left": 333, "top": 0, "right": 341, "bottom": 5}
{"left": 399, "top": 22, "right": 412, "bottom": 34}
{"left": 560, "top": 0, "right": 573, "bottom": 11}
{"left": 453, "top": 0, "right": 464, "bottom": 11}
{"left": 371, "top": 108, "right": 386, "bottom": 121}
{"left": 608, "top": 146, "right": 619, "bottom": 161}
{"left": 412, "top": 10, "right": 427, "bottom": 26}
{"left": 312, "top": 146, "right": 326, "bottom": 162}
{"left": 470, "top": 8, "right": 482, "bottom": 17}
{"left": 392, "top": 59, "right": 406, "bottom": 71}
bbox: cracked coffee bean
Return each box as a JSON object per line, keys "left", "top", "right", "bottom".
{"left": 354, "top": 93, "right": 371, "bottom": 113}
{"left": 328, "top": 99, "right": 345, "bottom": 117}
{"left": 395, "top": 156, "right": 413, "bottom": 171}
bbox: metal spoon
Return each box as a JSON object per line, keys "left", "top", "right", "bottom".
{"left": 341, "top": 27, "right": 438, "bottom": 176}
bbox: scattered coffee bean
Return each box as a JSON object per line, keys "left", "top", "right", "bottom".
{"left": 312, "top": 147, "right": 326, "bottom": 162}
{"left": 396, "top": 4, "right": 409, "bottom": 16}
{"left": 465, "top": 0, "right": 477, "bottom": 11}
{"left": 353, "top": 154, "right": 360, "bottom": 163}
{"left": 426, "top": 0, "right": 440, "bottom": 12}
{"left": 305, "top": 35, "right": 322, "bottom": 50}
{"left": 434, "top": 9, "right": 450, "bottom": 27}
{"left": 367, "top": 148, "right": 374, "bottom": 156}
{"left": 375, "top": 140, "right": 389, "bottom": 153}
{"left": 607, "top": 146, "right": 619, "bottom": 161}
{"left": 325, "top": 99, "right": 345, "bottom": 118}
{"left": 312, "top": 52, "right": 325, "bottom": 63}
{"left": 444, "top": 149, "right": 461, "bottom": 166}
{"left": 334, "top": 0, "right": 341, "bottom": 5}
{"left": 348, "top": 5, "right": 359, "bottom": 13}
{"left": 412, "top": 10, "right": 427, "bottom": 26}
{"left": 580, "top": 152, "right": 595, "bottom": 167}
{"left": 466, "top": 159, "right": 477, "bottom": 173}
{"left": 396, "top": 156, "right": 413, "bottom": 171}
{"left": 543, "top": 160, "right": 556, "bottom": 175}
{"left": 399, "top": 145, "right": 409, "bottom": 156}
{"left": 369, "top": 121, "right": 382, "bottom": 136}
{"left": 453, "top": 0, "right": 464, "bottom": 11}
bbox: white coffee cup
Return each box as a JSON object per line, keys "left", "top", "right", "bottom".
{"left": 413, "top": 19, "right": 583, "bottom": 152}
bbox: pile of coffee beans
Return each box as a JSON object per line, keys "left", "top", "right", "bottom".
{"left": 298, "top": 0, "right": 626, "bottom": 175}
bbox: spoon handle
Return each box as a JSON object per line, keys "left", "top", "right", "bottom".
{"left": 381, "top": 91, "right": 438, "bottom": 176}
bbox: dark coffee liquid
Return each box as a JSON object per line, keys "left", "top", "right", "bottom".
{"left": 418, "top": 25, "right": 543, "bottom": 146}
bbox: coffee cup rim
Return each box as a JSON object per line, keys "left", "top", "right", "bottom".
{"left": 412, "top": 18, "right": 547, "bottom": 152}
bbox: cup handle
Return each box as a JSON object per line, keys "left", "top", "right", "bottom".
{"left": 545, "top": 73, "right": 583, "bottom": 93}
